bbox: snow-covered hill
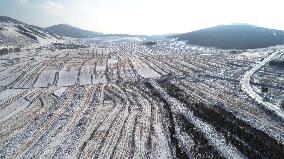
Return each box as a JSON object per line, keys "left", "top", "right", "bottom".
{"left": 171, "top": 24, "right": 284, "bottom": 49}
{"left": 46, "top": 24, "right": 102, "bottom": 38}
{"left": 0, "top": 16, "right": 59, "bottom": 48}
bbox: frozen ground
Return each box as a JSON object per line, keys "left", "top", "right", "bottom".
{"left": 0, "top": 38, "right": 283, "bottom": 159}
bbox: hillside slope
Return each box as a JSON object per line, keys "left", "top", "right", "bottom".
{"left": 0, "top": 16, "right": 58, "bottom": 48}
{"left": 171, "top": 24, "right": 284, "bottom": 49}
{"left": 46, "top": 24, "right": 101, "bottom": 38}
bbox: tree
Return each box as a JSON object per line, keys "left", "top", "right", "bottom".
{"left": 0, "top": 48, "right": 8, "bottom": 55}
{"left": 280, "top": 100, "right": 284, "bottom": 110}
{"left": 14, "top": 48, "right": 21, "bottom": 52}
{"left": 261, "top": 87, "right": 269, "bottom": 93}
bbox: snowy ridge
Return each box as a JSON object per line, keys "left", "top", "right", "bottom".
{"left": 0, "top": 18, "right": 59, "bottom": 48}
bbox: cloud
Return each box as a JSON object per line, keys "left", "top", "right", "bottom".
{"left": 34, "top": 0, "right": 66, "bottom": 25}
{"left": 18, "top": 0, "right": 29, "bottom": 4}
{"left": 43, "top": 1, "right": 65, "bottom": 10}
{"left": 2, "top": 0, "right": 284, "bottom": 34}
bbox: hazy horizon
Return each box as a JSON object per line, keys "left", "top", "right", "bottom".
{"left": 1, "top": 0, "right": 284, "bottom": 35}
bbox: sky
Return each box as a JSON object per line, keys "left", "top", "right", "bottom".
{"left": 0, "top": 0, "right": 284, "bottom": 35}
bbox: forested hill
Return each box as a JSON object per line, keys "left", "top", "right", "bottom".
{"left": 171, "top": 24, "right": 284, "bottom": 49}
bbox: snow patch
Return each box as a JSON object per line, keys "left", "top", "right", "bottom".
{"left": 53, "top": 87, "right": 68, "bottom": 97}
{"left": 0, "top": 89, "right": 24, "bottom": 101}
{"left": 0, "top": 98, "right": 30, "bottom": 122}
{"left": 34, "top": 70, "right": 56, "bottom": 87}
{"left": 58, "top": 70, "right": 78, "bottom": 86}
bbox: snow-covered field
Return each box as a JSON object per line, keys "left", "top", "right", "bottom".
{"left": 0, "top": 89, "right": 24, "bottom": 101}
{"left": 34, "top": 70, "right": 57, "bottom": 87}
{"left": 0, "top": 38, "right": 283, "bottom": 159}
{"left": 0, "top": 98, "right": 30, "bottom": 122}
{"left": 79, "top": 66, "right": 93, "bottom": 85}
{"left": 57, "top": 70, "right": 78, "bottom": 86}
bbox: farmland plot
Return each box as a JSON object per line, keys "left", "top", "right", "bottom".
{"left": 0, "top": 39, "right": 283, "bottom": 159}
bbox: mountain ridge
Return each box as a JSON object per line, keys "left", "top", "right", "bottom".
{"left": 171, "top": 24, "right": 284, "bottom": 49}
{"left": 45, "top": 24, "right": 102, "bottom": 38}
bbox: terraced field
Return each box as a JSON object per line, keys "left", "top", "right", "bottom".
{"left": 0, "top": 40, "right": 284, "bottom": 158}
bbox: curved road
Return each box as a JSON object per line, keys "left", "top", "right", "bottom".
{"left": 240, "top": 51, "right": 284, "bottom": 119}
